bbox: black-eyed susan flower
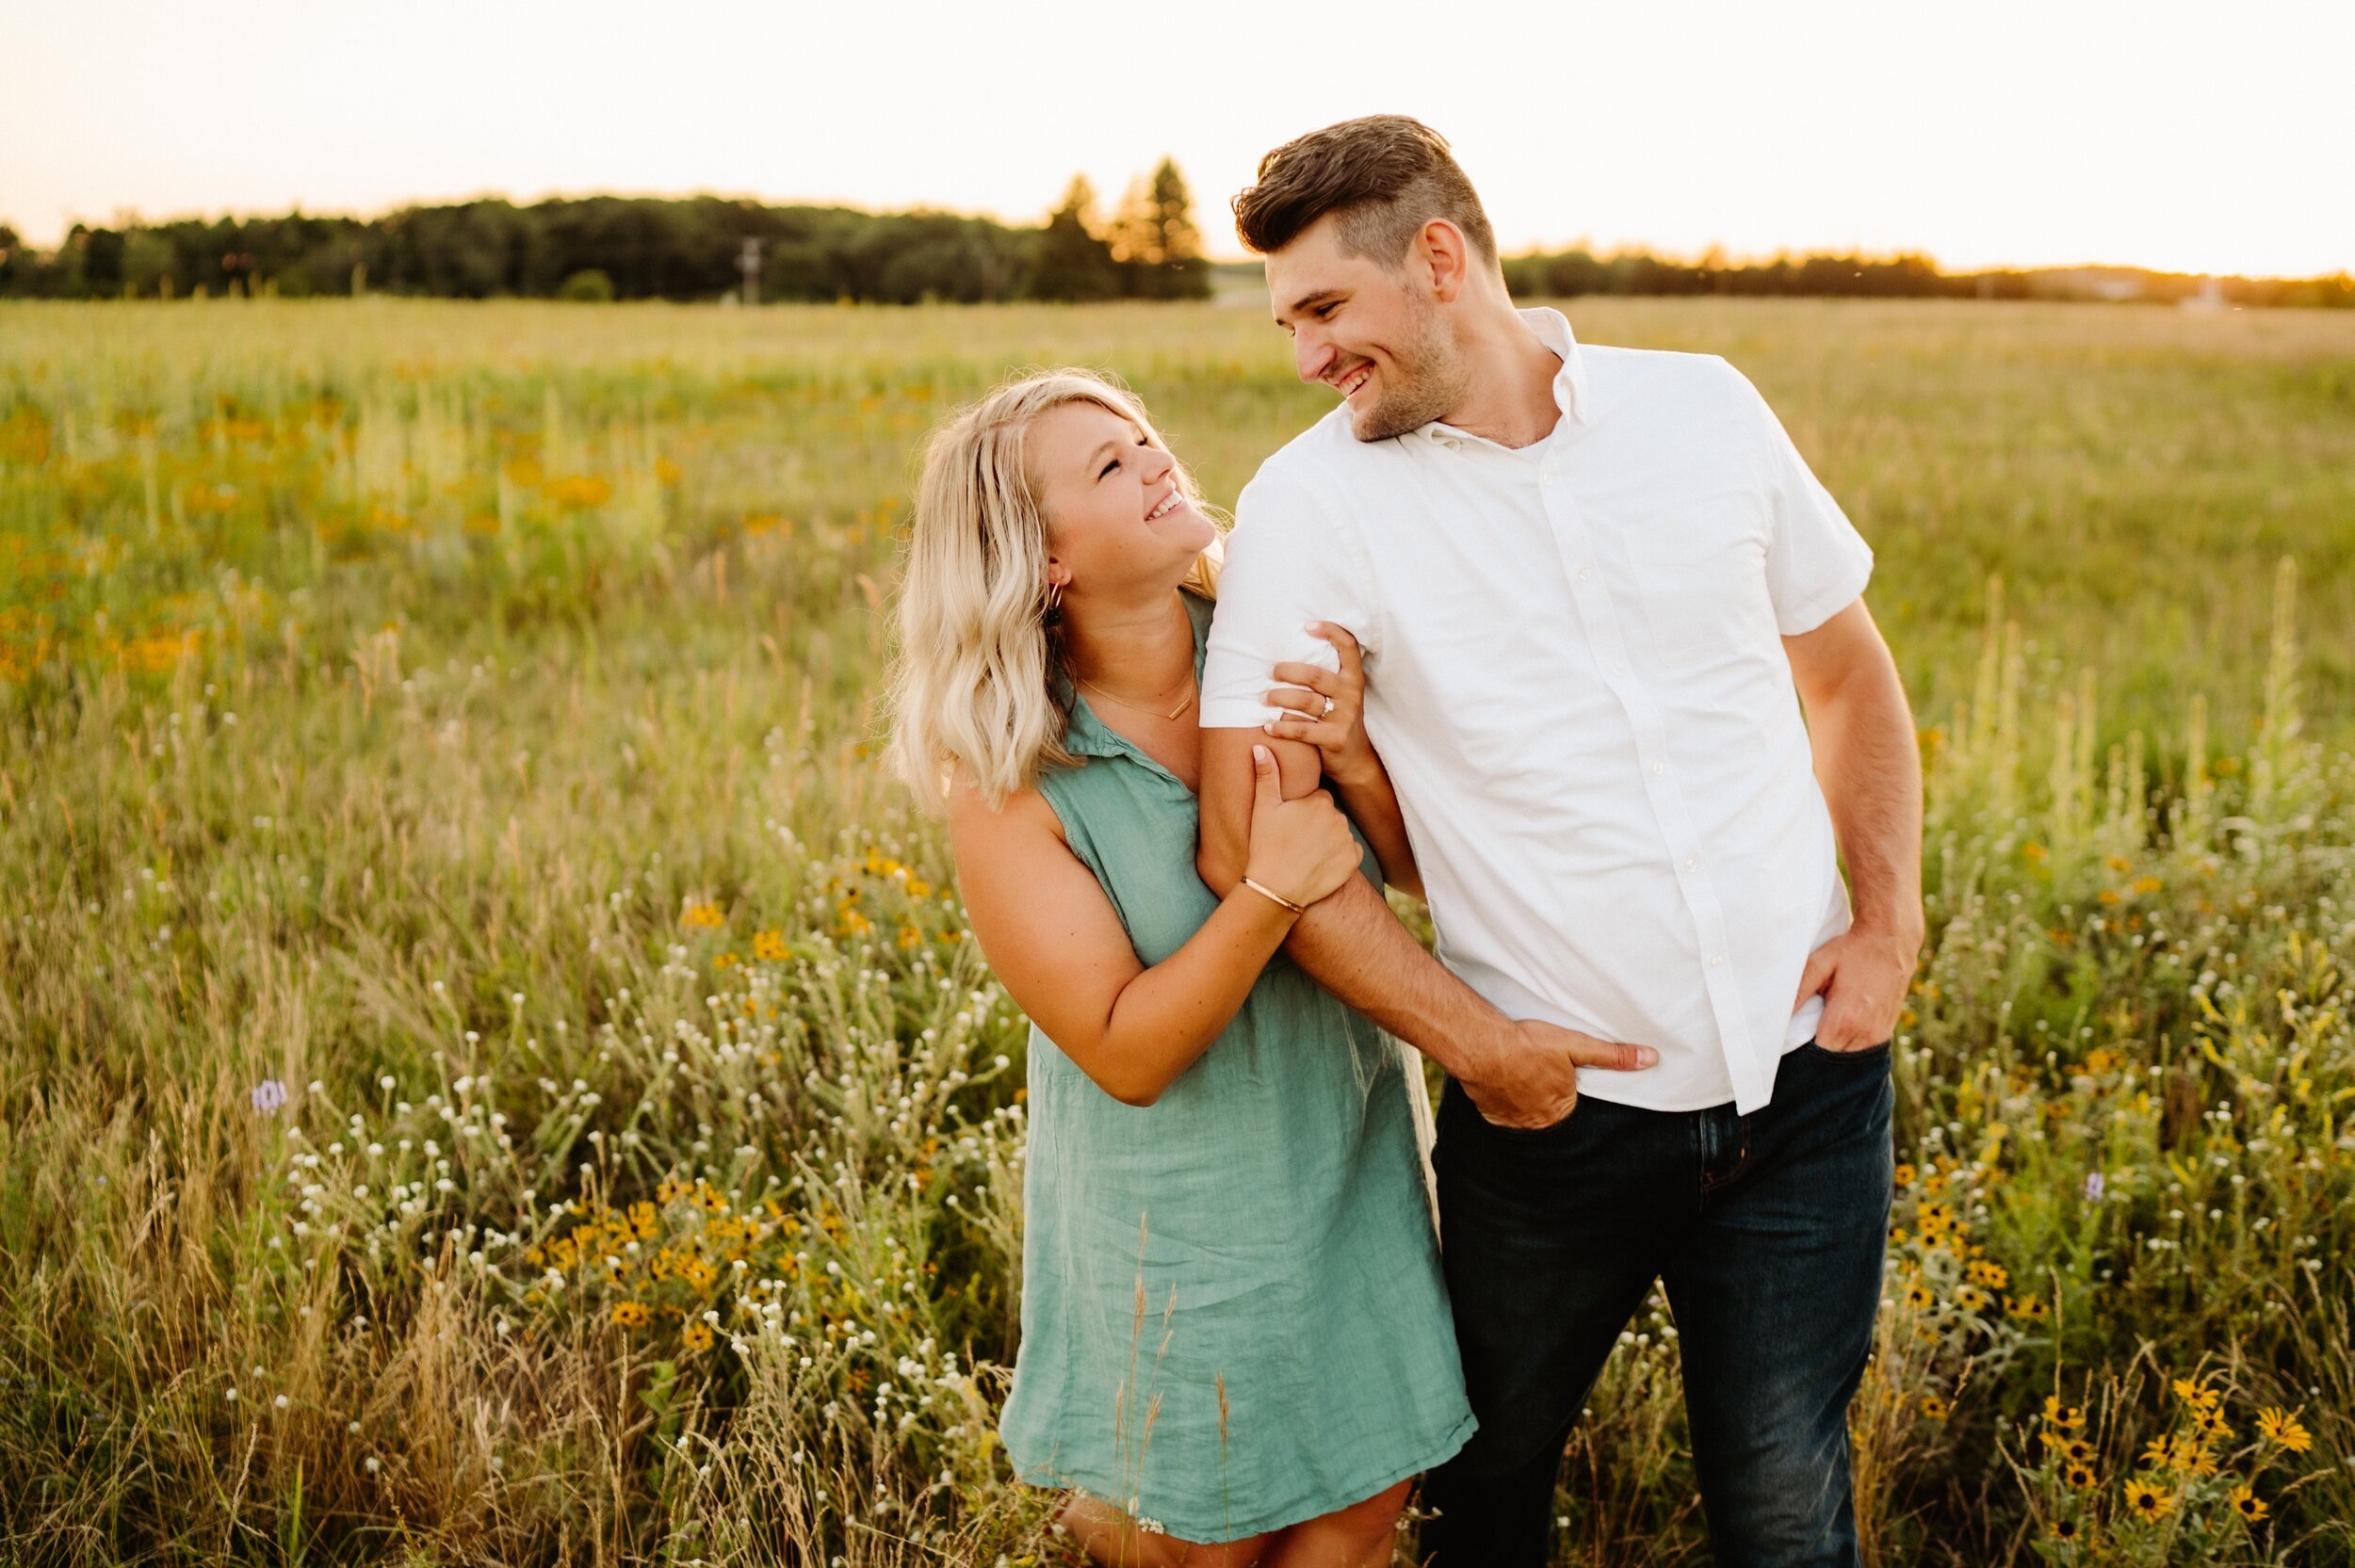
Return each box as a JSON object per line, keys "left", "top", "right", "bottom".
{"left": 2045, "top": 1398, "right": 2087, "bottom": 1431}
{"left": 2230, "top": 1484, "right": 2267, "bottom": 1523}
{"left": 2122, "top": 1479, "right": 2174, "bottom": 1520}
{"left": 611, "top": 1301, "right": 652, "bottom": 1328}
{"left": 2257, "top": 1407, "right": 2313, "bottom": 1453}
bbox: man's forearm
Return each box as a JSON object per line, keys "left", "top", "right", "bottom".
{"left": 1236, "top": 865, "right": 1505, "bottom": 1079}
{"left": 1811, "top": 659, "right": 1925, "bottom": 942}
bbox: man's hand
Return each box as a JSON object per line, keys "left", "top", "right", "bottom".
{"left": 1795, "top": 921, "right": 1923, "bottom": 1052}
{"left": 1455, "top": 1022, "right": 1658, "bottom": 1129}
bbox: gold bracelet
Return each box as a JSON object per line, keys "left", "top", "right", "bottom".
{"left": 1239, "top": 877, "right": 1307, "bottom": 915}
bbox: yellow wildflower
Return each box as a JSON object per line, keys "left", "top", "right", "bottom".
{"left": 611, "top": 1301, "right": 652, "bottom": 1329}
{"left": 2230, "top": 1484, "right": 2267, "bottom": 1523}
{"left": 2256, "top": 1407, "right": 2313, "bottom": 1453}
{"left": 2122, "top": 1479, "right": 2173, "bottom": 1520}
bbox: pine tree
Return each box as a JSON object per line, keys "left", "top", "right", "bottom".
{"left": 1031, "top": 175, "right": 1120, "bottom": 302}
{"left": 1108, "top": 158, "right": 1210, "bottom": 300}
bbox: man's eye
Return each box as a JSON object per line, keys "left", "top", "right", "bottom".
{"left": 1316, "top": 303, "right": 1338, "bottom": 318}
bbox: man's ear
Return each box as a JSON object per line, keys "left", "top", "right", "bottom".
{"left": 1421, "top": 218, "right": 1473, "bottom": 305}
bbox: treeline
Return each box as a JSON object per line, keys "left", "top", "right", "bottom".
{"left": 1501, "top": 247, "right": 2355, "bottom": 309}
{"left": 0, "top": 158, "right": 1211, "bottom": 304}
{"left": 7, "top": 178, "right": 2345, "bottom": 309}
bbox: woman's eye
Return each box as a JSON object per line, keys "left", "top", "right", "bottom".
{"left": 1098, "top": 458, "right": 1119, "bottom": 478}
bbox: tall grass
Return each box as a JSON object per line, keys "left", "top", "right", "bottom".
{"left": 2, "top": 299, "right": 2351, "bottom": 1565}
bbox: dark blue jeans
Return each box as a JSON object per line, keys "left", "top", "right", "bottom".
{"left": 1419, "top": 1040, "right": 1895, "bottom": 1568}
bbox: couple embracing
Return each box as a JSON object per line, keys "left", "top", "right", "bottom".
{"left": 886, "top": 116, "right": 1925, "bottom": 1567}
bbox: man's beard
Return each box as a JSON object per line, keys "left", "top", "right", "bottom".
{"left": 1348, "top": 300, "right": 1469, "bottom": 443}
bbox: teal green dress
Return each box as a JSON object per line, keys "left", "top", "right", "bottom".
{"left": 998, "top": 588, "right": 1475, "bottom": 1542}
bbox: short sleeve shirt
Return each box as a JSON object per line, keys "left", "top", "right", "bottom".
{"left": 1200, "top": 307, "right": 1873, "bottom": 1113}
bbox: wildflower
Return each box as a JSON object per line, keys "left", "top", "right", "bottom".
{"left": 752, "top": 929, "right": 789, "bottom": 962}
{"left": 2082, "top": 1172, "right": 2105, "bottom": 1202}
{"left": 2047, "top": 1515, "right": 2083, "bottom": 1543}
{"left": 250, "top": 1078, "right": 289, "bottom": 1115}
{"left": 679, "top": 901, "right": 724, "bottom": 931}
{"left": 1893, "top": 1163, "right": 1917, "bottom": 1188}
{"left": 2230, "top": 1484, "right": 2267, "bottom": 1523}
{"left": 2256, "top": 1407, "right": 2313, "bottom": 1453}
{"left": 1919, "top": 1395, "right": 1951, "bottom": 1420}
{"left": 2122, "top": 1479, "right": 2174, "bottom": 1520}
{"left": 1957, "top": 1285, "right": 1990, "bottom": 1314}
{"left": 2045, "top": 1398, "right": 2087, "bottom": 1431}
{"left": 1905, "top": 1280, "right": 1935, "bottom": 1310}
{"left": 612, "top": 1301, "right": 653, "bottom": 1329}
{"left": 2172, "top": 1377, "right": 2218, "bottom": 1410}
{"left": 1967, "top": 1260, "right": 2009, "bottom": 1290}
{"left": 2009, "top": 1295, "right": 2050, "bottom": 1323}
{"left": 682, "top": 1320, "right": 715, "bottom": 1352}
{"left": 2063, "top": 1462, "right": 2096, "bottom": 1490}
{"left": 2191, "top": 1405, "right": 2233, "bottom": 1442}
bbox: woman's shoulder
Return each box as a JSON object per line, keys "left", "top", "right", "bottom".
{"left": 947, "top": 763, "right": 1065, "bottom": 838}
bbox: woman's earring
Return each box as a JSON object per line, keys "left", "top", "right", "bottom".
{"left": 1043, "top": 578, "right": 1064, "bottom": 628}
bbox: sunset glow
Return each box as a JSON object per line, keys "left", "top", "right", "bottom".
{"left": 3, "top": 0, "right": 2348, "bottom": 278}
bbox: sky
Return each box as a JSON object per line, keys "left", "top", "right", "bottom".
{"left": 4, "top": 0, "right": 2349, "bottom": 279}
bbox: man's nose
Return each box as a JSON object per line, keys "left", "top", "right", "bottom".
{"left": 1294, "top": 330, "right": 1336, "bottom": 386}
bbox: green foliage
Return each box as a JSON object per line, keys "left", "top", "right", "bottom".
{"left": 558, "top": 268, "right": 616, "bottom": 304}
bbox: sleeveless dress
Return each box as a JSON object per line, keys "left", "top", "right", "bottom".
{"left": 997, "top": 588, "right": 1475, "bottom": 1542}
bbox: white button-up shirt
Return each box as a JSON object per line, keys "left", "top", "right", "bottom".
{"left": 1200, "top": 307, "right": 1874, "bottom": 1114}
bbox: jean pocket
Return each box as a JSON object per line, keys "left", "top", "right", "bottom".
{"left": 1800, "top": 1038, "right": 1892, "bottom": 1063}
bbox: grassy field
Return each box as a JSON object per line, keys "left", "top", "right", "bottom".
{"left": 1, "top": 297, "right": 2351, "bottom": 1566}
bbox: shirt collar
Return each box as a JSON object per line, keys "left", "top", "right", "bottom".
{"left": 1417, "top": 304, "right": 1588, "bottom": 446}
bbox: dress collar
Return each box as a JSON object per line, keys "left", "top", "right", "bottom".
{"left": 1053, "top": 588, "right": 1215, "bottom": 764}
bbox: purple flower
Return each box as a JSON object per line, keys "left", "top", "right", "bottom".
{"left": 2083, "top": 1172, "right": 2106, "bottom": 1203}
{"left": 251, "top": 1078, "right": 289, "bottom": 1115}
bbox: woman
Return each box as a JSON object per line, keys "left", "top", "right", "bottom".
{"left": 887, "top": 369, "right": 1471, "bottom": 1565}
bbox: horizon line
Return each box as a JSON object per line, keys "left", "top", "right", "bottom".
{"left": 7, "top": 188, "right": 2347, "bottom": 286}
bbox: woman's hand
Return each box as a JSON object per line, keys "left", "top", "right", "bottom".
{"left": 1242, "top": 744, "right": 1362, "bottom": 909}
{"left": 1262, "top": 622, "right": 1377, "bottom": 791}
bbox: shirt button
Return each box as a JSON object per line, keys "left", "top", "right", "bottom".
{"left": 1650, "top": 761, "right": 1665, "bottom": 776}
{"left": 1611, "top": 661, "right": 1626, "bottom": 677}
{"left": 1541, "top": 473, "right": 1554, "bottom": 488}
{"left": 1577, "top": 566, "right": 1593, "bottom": 581}
{"left": 1684, "top": 856, "right": 1698, "bottom": 870}
{"left": 1709, "top": 952, "right": 1725, "bottom": 967}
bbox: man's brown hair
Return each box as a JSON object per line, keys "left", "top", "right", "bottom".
{"left": 1232, "top": 115, "right": 1497, "bottom": 266}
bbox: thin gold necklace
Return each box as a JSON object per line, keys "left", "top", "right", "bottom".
{"left": 1077, "top": 671, "right": 1197, "bottom": 721}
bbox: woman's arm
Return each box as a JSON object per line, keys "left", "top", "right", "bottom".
{"left": 1259, "top": 622, "right": 1423, "bottom": 898}
{"left": 948, "top": 750, "right": 1358, "bottom": 1107}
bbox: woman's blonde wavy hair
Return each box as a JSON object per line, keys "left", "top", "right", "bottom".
{"left": 885, "top": 368, "right": 1222, "bottom": 810}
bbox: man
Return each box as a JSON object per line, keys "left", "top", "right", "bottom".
{"left": 1194, "top": 117, "right": 1924, "bottom": 1566}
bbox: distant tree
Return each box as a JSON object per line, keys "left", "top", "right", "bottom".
{"left": 1031, "top": 176, "right": 1119, "bottom": 302}
{"left": 1108, "top": 158, "right": 1211, "bottom": 300}
{"left": 559, "top": 268, "right": 616, "bottom": 302}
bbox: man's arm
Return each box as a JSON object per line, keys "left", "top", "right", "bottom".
{"left": 1784, "top": 597, "right": 1925, "bottom": 1050}
{"left": 1197, "top": 725, "right": 1653, "bottom": 1126}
